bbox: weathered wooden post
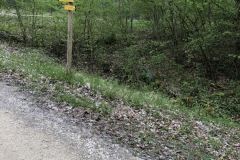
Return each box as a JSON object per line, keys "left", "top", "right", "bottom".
{"left": 58, "top": 0, "right": 76, "bottom": 74}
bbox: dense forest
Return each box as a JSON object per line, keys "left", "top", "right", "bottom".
{"left": 0, "top": 0, "right": 240, "bottom": 120}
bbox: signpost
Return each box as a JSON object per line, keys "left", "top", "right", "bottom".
{"left": 64, "top": 5, "right": 76, "bottom": 11}
{"left": 58, "top": 0, "right": 76, "bottom": 74}
{"left": 59, "top": 0, "right": 74, "bottom": 2}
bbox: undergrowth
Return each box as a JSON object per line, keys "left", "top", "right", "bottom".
{"left": 1, "top": 44, "right": 240, "bottom": 159}
{"left": 0, "top": 44, "right": 239, "bottom": 127}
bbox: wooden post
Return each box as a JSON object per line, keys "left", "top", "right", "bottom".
{"left": 58, "top": 0, "right": 75, "bottom": 74}
{"left": 67, "top": 2, "right": 73, "bottom": 74}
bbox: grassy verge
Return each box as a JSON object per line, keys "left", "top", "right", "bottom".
{"left": 0, "top": 43, "right": 240, "bottom": 159}
{"left": 0, "top": 44, "right": 176, "bottom": 116}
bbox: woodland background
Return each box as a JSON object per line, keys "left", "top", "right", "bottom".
{"left": 0, "top": 0, "right": 240, "bottom": 120}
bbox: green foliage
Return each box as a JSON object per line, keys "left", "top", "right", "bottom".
{"left": 1, "top": 0, "right": 240, "bottom": 80}
{"left": 1, "top": 0, "right": 240, "bottom": 121}
{"left": 1, "top": 42, "right": 240, "bottom": 159}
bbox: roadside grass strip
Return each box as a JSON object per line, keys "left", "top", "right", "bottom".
{"left": 0, "top": 44, "right": 240, "bottom": 159}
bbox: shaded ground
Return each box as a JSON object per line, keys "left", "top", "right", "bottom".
{"left": 0, "top": 42, "right": 240, "bottom": 159}
{"left": 0, "top": 81, "right": 141, "bottom": 160}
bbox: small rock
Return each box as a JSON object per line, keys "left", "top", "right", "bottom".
{"left": 85, "top": 83, "right": 90, "bottom": 89}
{"left": 164, "top": 146, "right": 169, "bottom": 150}
{"left": 163, "top": 151, "right": 168, "bottom": 155}
{"left": 233, "top": 143, "right": 240, "bottom": 147}
{"left": 195, "top": 121, "right": 203, "bottom": 125}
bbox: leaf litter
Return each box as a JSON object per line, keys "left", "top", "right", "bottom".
{"left": 0, "top": 42, "right": 240, "bottom": 160}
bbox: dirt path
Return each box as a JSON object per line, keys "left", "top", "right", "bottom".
{"left": 0, "top": 81, "right": 142, "bottom": 160}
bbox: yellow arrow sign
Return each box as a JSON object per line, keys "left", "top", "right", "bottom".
{"left": 64, "top": 5, "right": 76, "bottom": 11}
{"left": 59, "top": 0, "right": 74, "bottom": 2}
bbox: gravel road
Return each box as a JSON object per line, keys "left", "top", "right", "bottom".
{"left": 0, "top": 81, "right": 142, "bottom": 160}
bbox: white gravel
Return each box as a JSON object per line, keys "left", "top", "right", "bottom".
{"left": 0, "top": 81, "right": 142, "bottom": 160}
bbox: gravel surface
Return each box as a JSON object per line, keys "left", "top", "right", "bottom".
{"left": 0, "top": 81, "right": 142, "bottom": 160}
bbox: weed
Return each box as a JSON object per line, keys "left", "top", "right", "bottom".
{"left": 54, "top": 83, "right": 63, "bottom": 92}
{"left": 208, "top": 137, "right": 223, "bottom": 150}
{"left": 0, "top": 45, "right": 240, "bottom": 160}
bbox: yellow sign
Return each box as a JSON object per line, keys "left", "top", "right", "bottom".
{"left": 59, "top": 0, "right": 74, "bottom": 2}
{"left": 64, "top": 5, "right": 76, "bottom": 11}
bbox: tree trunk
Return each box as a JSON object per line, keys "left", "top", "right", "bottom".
{"left": 234, "top": 0, "right": 240, "bottom": 78}
{"left": 12, "top": 0, "right": 27, "bottom": 44}
{"left": 153, "top": 4, "right": 160, "bottom": 40}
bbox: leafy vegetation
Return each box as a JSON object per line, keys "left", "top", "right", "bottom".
{"left": 0, "top": 0, "right": 240, "bottom": 158}
{"left": 1, "top": 40, "right": 240, "bottom": 160}
{"left": 0, "top": 0, "right": 239, "bottom": 121}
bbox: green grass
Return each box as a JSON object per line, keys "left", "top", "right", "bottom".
{"left": 0, "top": 47, "right": 113, "bottom": 116}
{"left": 0, "top": 46, "right": 239, "bottom": 128}
{"left": 1, "top": 43, "right": 240, "bottom": 160}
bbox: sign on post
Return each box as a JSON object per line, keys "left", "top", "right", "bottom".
{"left": 64, "top": 5, "right": 76, "bottom": 11}
{"left": 59, "top": 0, "right": 75, "bottom": 74}
{"left": 59, "top": 0, "right": 74, "bottom": 2}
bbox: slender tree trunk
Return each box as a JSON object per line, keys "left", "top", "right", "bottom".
{"left": 31, "top": 0, "right": 37, "bottom": 46}
{"left": 234, "top": 0, "right": 240, "bottom": 78}
{"left": 153, "top": 5, "right": 160, "bottom": 40}
{"left": 199, "top": 45, "right": 212, "bottom": 79}
{"left": 12, "top": 0, "right": 27, "bottom": 44}
{"left": 83, "top": 11, "right": 88, "bottom": 42}
{"left": 130, "top": 14, "right": 133, "bottom": 34}
{"left": 125, "top": 16, "right": 128, "bottom": 35}
{"left": 169, "top": 0, "right": 178, "bottom": 49}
